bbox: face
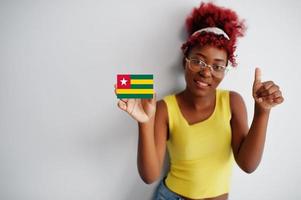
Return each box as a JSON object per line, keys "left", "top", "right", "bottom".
{"left": 184, "top": 44, "right": 228, "bottom": 97}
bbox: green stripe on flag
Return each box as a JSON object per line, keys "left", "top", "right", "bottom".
{"left": 117, "top": 94, "right": 153, "bottom": 99}
{"left": 131, "top": 84, "right": 153, "bottom": 89}
{"left": 130, "top": 74, "right": 153, "bottom": 79}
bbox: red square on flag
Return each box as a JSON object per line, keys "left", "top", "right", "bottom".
{"left": 117, "top": 74, "right": 131, "bottom": 89}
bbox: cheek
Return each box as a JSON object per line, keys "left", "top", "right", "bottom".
{"left": 184, "top": 69, "right": 194, "bottom": 83}
{"left": 211, "top": 77, "right": 224, "bottom": 87}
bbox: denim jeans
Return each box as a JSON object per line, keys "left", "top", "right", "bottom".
{"left": 153, "top": 177, "right": 184, "bottom": 200}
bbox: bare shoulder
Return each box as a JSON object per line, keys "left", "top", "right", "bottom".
{"left": 229, "top": 90, "right": 244, "bottom": 103}
{"left": 230, "top": 91, "right": 247, "bottom": 121}
{"left": 229, "top": 90, "right": 246, "bottom": 114}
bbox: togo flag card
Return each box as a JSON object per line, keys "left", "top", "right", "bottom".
{"left": 116, "top": 74, "right": 154, "bottom": 99}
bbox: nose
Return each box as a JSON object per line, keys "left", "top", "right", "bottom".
{"left": 199, "top": 66, "right": 212, "bottom": 77}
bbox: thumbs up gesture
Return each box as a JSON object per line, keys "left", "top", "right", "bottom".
{"left": 252, "top": 68, "right": 284, "bottom": 110}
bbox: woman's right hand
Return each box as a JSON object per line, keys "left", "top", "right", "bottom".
{"left": 114, "top": 84, "right": 156, "bottom": 123}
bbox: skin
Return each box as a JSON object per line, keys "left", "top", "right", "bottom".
{"left": 114, "top": 44, "right": 284, "bottom": 200}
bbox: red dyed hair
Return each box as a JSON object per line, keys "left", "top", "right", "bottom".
{"left": 182, "top": 2, "right": 246, "bottom": 67}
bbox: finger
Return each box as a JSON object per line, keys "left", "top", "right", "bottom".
{"left": 269, "top": 91, "right": 283, "bottom": 100}
{"left": 114, "top": 85, "right": 128, "bottom": 102}
{"left": 262, "top": 90, "right": 283, "bottom": 103}
{"left": 258, "top": 84, "right": 279, "bottom": 97}
{"left": 117, "top": 100, "right": 127, "bottom": 111}
{"left": 266, "top": 96, "right": 284, "bottom": 104}
{"left": 262, "top": 90, "right": 282, "bottom": 101}
{"left": 120, "top": 98, "right": 129, "bottom": 103}
{"left": 273, "top": 96, "right": 284, "bottom": 104}
{"left": 254, "top": 67, "right": 261, "bottom": 84}
{"left": 270, "top": 90, "right": 282, "bottom": 99}
{"left": 148, "top": 92, "right": 156, "bottom": 103}
{"left": 256, "top": 96, "right": 263, "bottom": 103}
{"left": 265, "top": 96, "right": 275, "bottom": 103}
{"left": 115, "top": 88, "right": 128, "bottom": 102}
{"left": 256, "top": 81, "right": 274, "bottom": 97}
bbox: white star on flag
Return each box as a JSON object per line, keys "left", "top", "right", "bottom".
{"left": 120, "top": 78, "right": 128, "bottom": 85}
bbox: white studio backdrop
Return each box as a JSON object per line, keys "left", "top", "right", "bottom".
{"left": 0, "top": 0, "right": 300, "bottom": 199}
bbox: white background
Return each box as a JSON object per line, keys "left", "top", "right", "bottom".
{"left": 0, "top": 0, "right": 300, "bottom": 199}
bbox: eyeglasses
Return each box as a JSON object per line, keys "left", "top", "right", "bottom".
{"left": 185, "top": 57, "right": 228, "bottom": 77}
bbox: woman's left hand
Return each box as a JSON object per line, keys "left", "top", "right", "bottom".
{"left": 252, "top": 67, "right": 284, "bottom": 111}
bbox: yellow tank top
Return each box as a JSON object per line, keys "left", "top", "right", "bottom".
{"left": 163, "top": 89, "right": 234, "bottom": 199}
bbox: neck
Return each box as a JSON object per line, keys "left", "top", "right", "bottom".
{"left": 181, "top": 88, "right": 216, "bottom": 110}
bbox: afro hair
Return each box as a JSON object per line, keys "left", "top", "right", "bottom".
{"left": 181, "top": 2, "right": 246, "bottom": 67}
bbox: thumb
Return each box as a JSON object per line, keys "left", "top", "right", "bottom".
{"left": 253, "top": 68, "right": 263, "bottom": 103}
{"left": 147, "top": 92, "right": 156, "bottom": 104}
{"left": 152, "top": 92, "right": 156, "bottom": 101}
{"left": 254, "top": 67, "right": 262, "bottom": 84}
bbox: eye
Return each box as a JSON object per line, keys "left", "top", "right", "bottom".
{"left": 212, "top": 65, "right": 225, "bottom": 71}
{"left": 189, "top": 58, "right": 207, "bottom": 67}
{"left": 190, "top": 59, "right": 200, "bottom": 65}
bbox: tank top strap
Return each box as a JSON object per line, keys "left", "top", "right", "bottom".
{"left": 216, "top": 89, "right": 232, "bottom": 121}
{"left": 163, "top": 94, "right": 182, "bottom": 133}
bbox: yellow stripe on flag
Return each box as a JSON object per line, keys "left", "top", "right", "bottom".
{"left": 130, "top": 79, "right": 154, "bottom": 84}
{"left": 116, "top": 89, "right": 154, "bottom": 94}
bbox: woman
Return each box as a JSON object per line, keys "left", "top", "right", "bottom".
{"left": 115, "top": 2, "right": 284, "bottom": 200}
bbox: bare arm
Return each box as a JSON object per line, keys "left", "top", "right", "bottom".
{"left": 231, "top": 92, "right": 271, "bottom": 173}
{"left": 115, "top": 83, "right": 168, "bottom": 184}
{"left": 137, "top": 100, "right": 168, "bottom": 184}
{"left": 230, "top": 68, "right": 284, "bottom": 173}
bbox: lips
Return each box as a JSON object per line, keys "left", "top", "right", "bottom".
{"left": 194, "top": 79, "right": 211, "bottom": 88}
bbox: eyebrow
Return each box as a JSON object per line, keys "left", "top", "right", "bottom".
{"left": 195, "top": 53, "right": 226, "bottom": 62}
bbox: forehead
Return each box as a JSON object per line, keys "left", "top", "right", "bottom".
{"left": 189, "top": 45, "right": 227, "bottom": 61}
